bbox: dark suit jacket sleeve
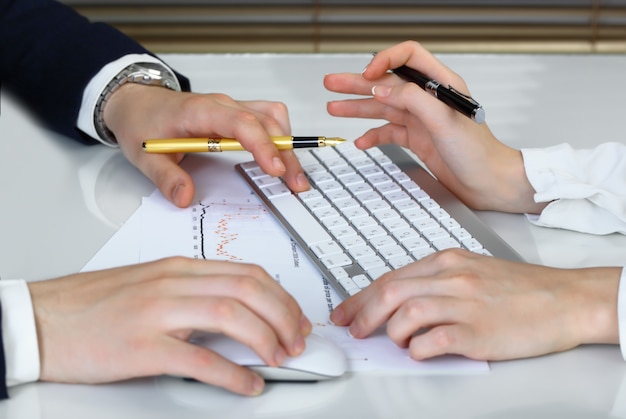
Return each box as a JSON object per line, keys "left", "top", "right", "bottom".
{"left": 0, "top": 0, "right": 190, "bottom": 144}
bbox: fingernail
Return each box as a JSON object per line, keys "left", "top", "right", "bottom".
{"left": 250, "top": 374, "right": 265, "bottom": 396}
{"left": 347, "top": 325, "right": 358, "bottom": 339}
{"left": 274, "top": 346, "right": 286, "bottom": 365}
{"left": 361, "top": 65, "right": 369, "bottom": 75}
{"left": 300, "top": 314, "right": 312, "bottom": 332}
{"left": 273, "top": 156, "right": 286, "bottom": 173}
{"left": 372, "top": 85, "right": 391, "bottom": 97}
{"left": 172, "top": 184, "right": 184, "bottom": 207}
{"left": 329, "top": 308, "right": 343, "bottom": 325}
{"left": 297, "top": 173, "right": 309, "bottom": 189}
{"left": 293, "top": 335, "right": 306, "bottom": 355}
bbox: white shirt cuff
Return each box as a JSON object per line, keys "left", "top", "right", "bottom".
{"left": 77, "top": 53, "right": 173, "bottom": 146}
{"left": 0, "top": 279, "right": 40, "bottom": 387}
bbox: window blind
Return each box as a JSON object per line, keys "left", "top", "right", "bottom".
{"left": 62, "top": 1, "right": 626, "bottom": 53}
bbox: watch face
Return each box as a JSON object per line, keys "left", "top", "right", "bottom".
{"left": 130, "top": 63, "right": 181, "bottom": 91}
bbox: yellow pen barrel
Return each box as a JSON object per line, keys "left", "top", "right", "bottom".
{"left": 217, "top": 136, "right": 295, "bottom": 151}
{"left": 141, "top": 139, "right": 223, "bottom": 153}
{"left": 142, "top": 136, "right": 297, "bottom": 153}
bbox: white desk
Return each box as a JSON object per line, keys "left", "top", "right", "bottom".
{"left": 1, "top": 53, "right": 626, "bottom": 418}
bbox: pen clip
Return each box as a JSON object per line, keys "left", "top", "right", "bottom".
{"left": 448, "top": 86, "right": 480, "bottom": 107}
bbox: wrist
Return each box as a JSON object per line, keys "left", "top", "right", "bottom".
{"left": 571, "top": 267, "right": 621, "bottom": 346}
{"left": 94, "top": 62, "right": 181, "bottom": 145}
{"left": 496, "top": 147, "right": 548, "bottom": 214}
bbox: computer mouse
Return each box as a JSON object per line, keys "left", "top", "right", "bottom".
{"left": 190, "top": 332, "right": 348, "bottom": 381}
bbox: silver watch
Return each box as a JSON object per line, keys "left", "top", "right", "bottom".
{"left": 94, "top": 62, "right": 182, "bottom": 145}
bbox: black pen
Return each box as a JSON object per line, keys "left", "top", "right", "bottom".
{"left": 390, "top": 65, "right": 485, "bottom": 124}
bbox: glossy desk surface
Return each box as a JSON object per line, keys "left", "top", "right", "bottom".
{"left": 1, "top": 53, "right": 626, "bottom": 419}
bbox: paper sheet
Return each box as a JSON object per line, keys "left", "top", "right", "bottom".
{"left": 84, "top": 153, "right": 488, "bottom": 374}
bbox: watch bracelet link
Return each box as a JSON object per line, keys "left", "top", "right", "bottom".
{"left": 93, "top": 62, "right": 182, "bottom": 145}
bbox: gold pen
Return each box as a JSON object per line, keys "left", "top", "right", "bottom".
{"left": 142, "top": 136, "right": 346, "bottom": 153}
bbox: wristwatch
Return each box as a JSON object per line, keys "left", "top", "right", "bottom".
{"left": 94, "top": 62, "right": 182, "bottom": 145}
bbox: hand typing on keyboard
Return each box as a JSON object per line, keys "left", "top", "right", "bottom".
{"left": 238, "top": 141, "right": 512, "bottom": 299}
{"left": 320, "top": 40, "right": 624, "bottom": 362}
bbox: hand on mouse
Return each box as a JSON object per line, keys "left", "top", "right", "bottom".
{"left": 28, "top": 257, "right": 312, "bottom": 396}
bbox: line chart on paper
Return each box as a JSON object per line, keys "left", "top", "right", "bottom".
{"left": 189, "top": 194, "right": 309, "bottom": 277}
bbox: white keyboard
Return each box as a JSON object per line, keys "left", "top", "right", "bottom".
{"left": 236, "top": 142, "right": 523, "bottom": 298}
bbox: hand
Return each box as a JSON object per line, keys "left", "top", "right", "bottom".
{"left": 29, "top": 257, "right": 312, "bottom": 396}
{"left": 103, "top": 84, "right": 310, "bottom": 208}
{"left": 330, "top": 249, "right": 621, "bottom": 361}
{"left": 324, "top": 40, "right": 544, "bottom": 214}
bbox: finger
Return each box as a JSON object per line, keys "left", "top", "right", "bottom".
{"left": 235, "top": 101, "right": 310, "bottom": 190}
{"left": 140, "top": 259, "right": 310, "bottom": 356}
{"left": 323, "top": 72, "right": 398, "bottom": 96}
{"left": 132, "top": 153, "right": 195, "bottom": 208}
{"left": 371, "top": 82, "right": 459, "bottom": 132}
{"left": 163, "top": 274, "right": 306, "bottom": 343}
{"left": 385, "top": 295, "right": 463, "bottom": 349}
{"left": 155, "top": 296, "right": 288, "bottom": 367}
{"left": 352, "top": 124, "right": 412, "bottom": 151}
{"left": 181, "top": 94, "right": 289, "bottom": 179}
{"left": 239, "top": 100, "right": 292, "bottom": 135}
{"left": 158, "top": 338, "right": 266, "bottom": 396}
{"left": 366, "top": 41, "right": 465, "bottom": 90}
{"left": 409, "top": 324, "right": 468, "bottom": 361}
{"left": 330, "top": 272, "right": 398, "bottom": 333}
{"left": 326, "top": 97, "right": 408, "bottom": 125}
{"left": 409, "top": 324, "right": 488, "bottom": 361}
{"left": 225, "top": 101, "right": 292, "bottom": 179}
{"left": 333, "top": 255, "right": 470, "bottom": 338}
{"left": 279, "top": 149, "right": 310, "bottom": 192}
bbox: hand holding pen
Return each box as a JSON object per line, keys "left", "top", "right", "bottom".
{"left": 390, "top": 65, "right": 485, "bottom": 124}
{"left": 371, "top": 52, "right": 484, "bottom": 123}
{"left": 324, "top": 40, "right": 529, "bottom": 213}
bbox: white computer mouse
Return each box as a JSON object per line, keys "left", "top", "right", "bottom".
{"left": 190, "top": 332, "right": 348, "bottom": 381}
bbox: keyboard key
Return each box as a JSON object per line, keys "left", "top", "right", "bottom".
{"left": 352, "top": 274, "right": 372, "bottom": 288}
{"left": 310, "top": 240, "right": 344, "bottom": 257}
{"left": 357, "top": 255, "right": 386, "bottom": 271}
{"left": 433, "top": 237, "right": 462, "bottom": 251}
{"left": 269, "top": 194, "right": 331, "bottom": 243}
{"left": 320, "top": 253, "right": 353, "bottom": 269}
{"left": 388, "top": 254, "right": 415, "bottom": 269}
{"left": 261, "top": 183, "right": 291, "bottom": 199}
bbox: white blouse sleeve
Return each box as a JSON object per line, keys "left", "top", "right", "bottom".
{"left": 521, "top": 142, "right": 626, "bottom": 235}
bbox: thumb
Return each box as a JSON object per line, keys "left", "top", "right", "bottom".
{"left": 140, "top": 154, "right": 195, "bottom": 208}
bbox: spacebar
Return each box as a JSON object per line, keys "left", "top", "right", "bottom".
{"left": 268, "top": 194, "right": 332, "bottom": 244}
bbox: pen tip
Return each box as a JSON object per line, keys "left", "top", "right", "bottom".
{"left": 141, "top": 141, "right": 147, "bottom": 149}
{"left": 325, "top": 137, "right": 347, "bottom": 146}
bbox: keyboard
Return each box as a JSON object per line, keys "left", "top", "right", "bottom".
{"left": 236, "top": 142, "right": 523, "bottom": 298}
